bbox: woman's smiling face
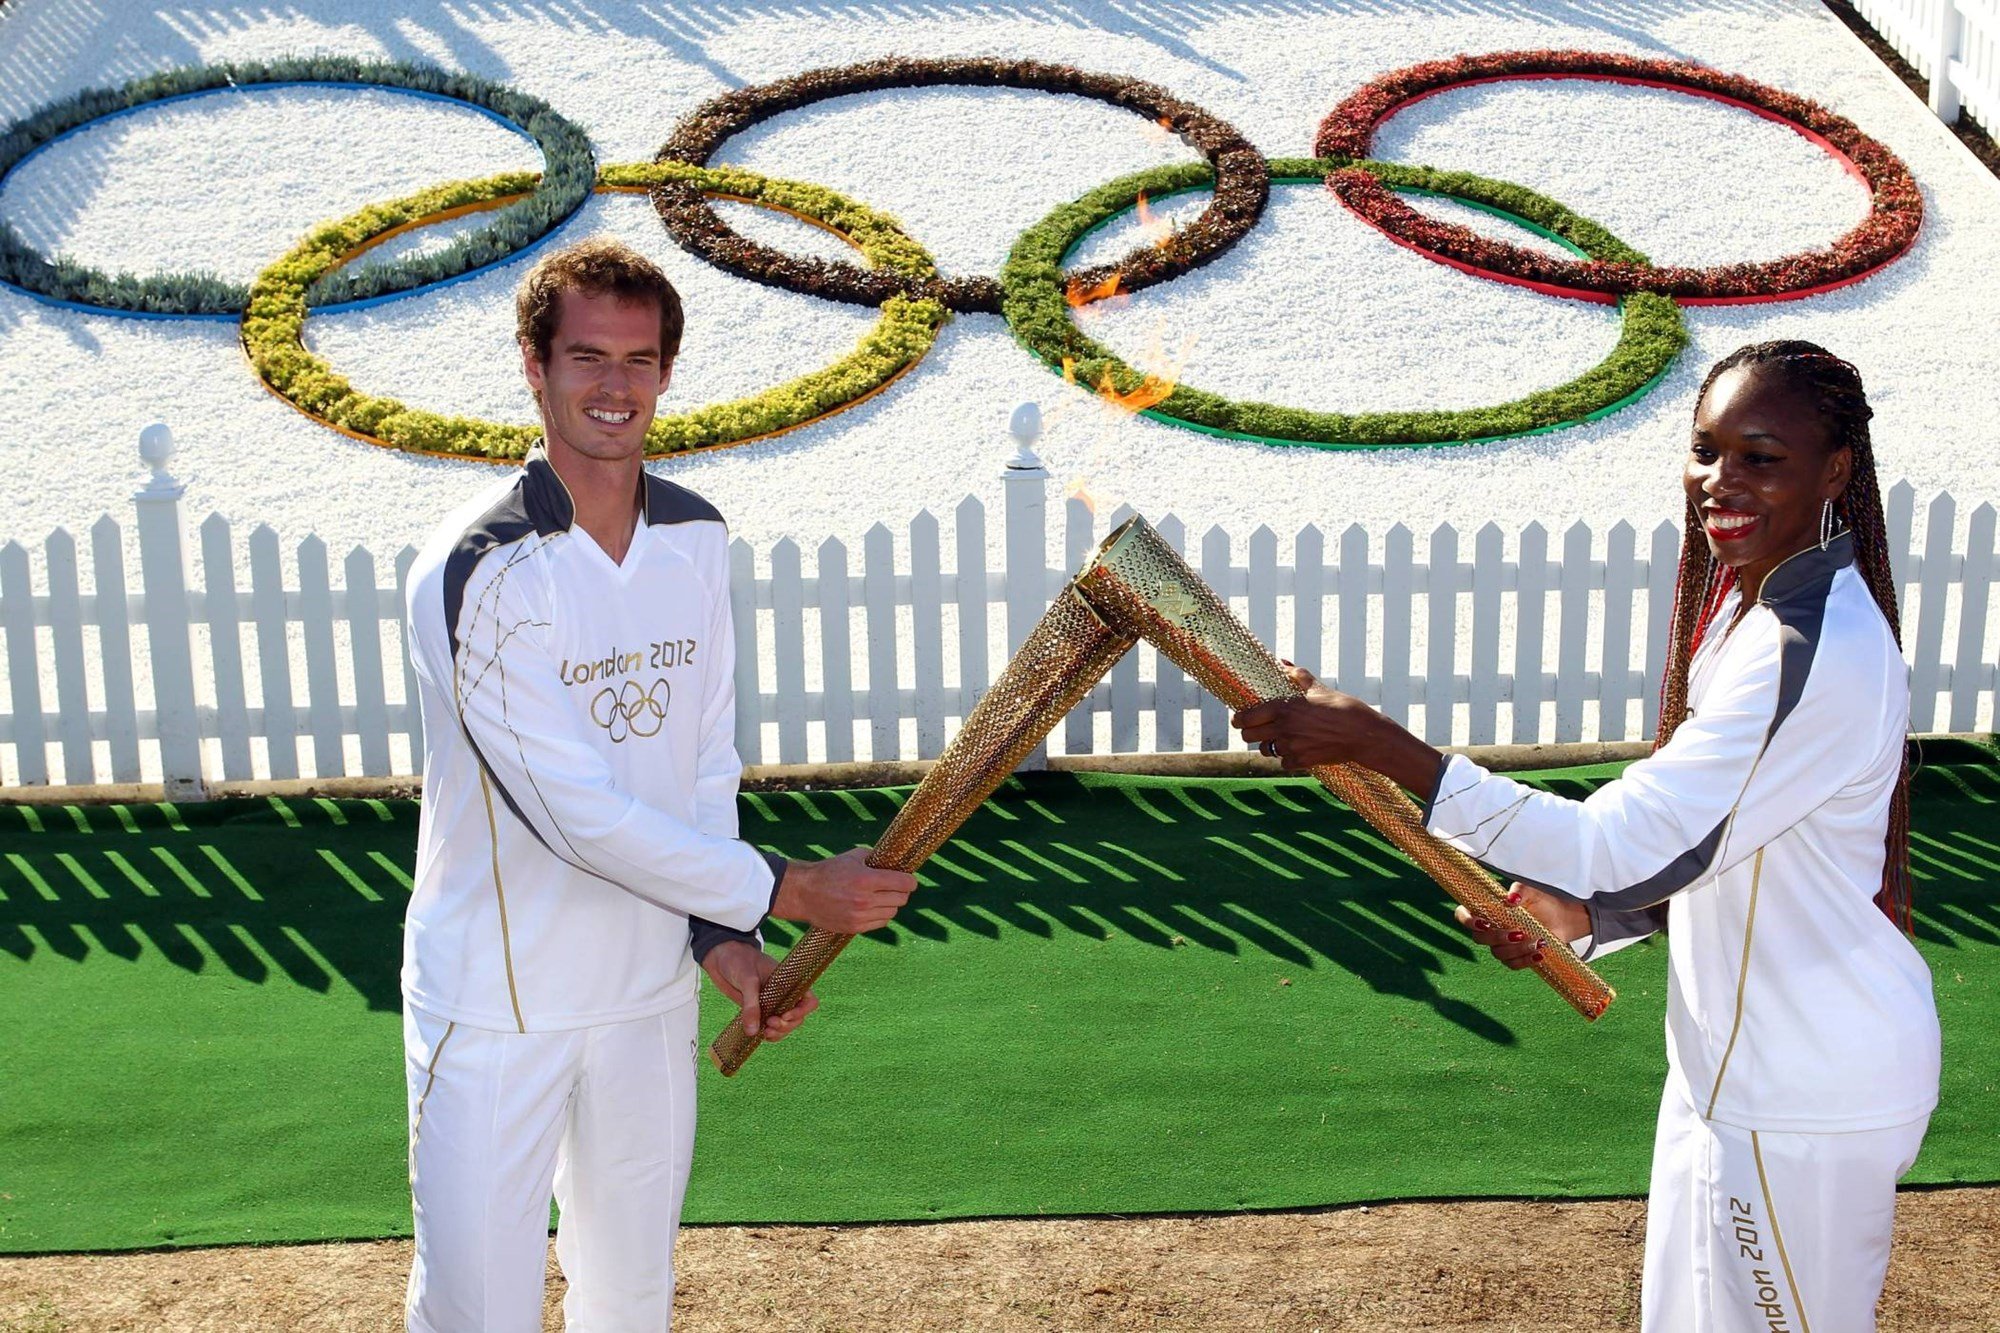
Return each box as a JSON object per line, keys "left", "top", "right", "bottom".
{"left": 1685, "top": 363, "right": 1853, "bottom": 597}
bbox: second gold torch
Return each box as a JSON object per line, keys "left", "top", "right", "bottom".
{"left": 1070, "top": 517, "right": 1614, "bottom": 1023}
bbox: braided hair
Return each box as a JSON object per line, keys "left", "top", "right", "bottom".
{"left": 1654, "top": 340, "right": 1912, "bottom": 930}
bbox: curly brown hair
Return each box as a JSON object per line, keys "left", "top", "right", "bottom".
{"left": 514, "top": 237, "right": 685, "bottom": 365}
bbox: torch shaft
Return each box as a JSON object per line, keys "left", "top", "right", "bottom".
{"left": 705, "top": 926, "right": 858, "bottom": 1077}
{"left": 715, "top": 513, "right": 1614, "bottom": 1078}
{"left": 709, "top": 588, "right": 1136, "bottom": 1075}
{"left": 1304, "top": 760, "right": 1612, "bottom": 1018}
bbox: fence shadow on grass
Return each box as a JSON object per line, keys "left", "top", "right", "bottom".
{"left": 0, "top": 777, "right": 1520, "bottom": 1034}
{"left": 757, "top": 760, "right": 2000, "bottom": 1034}
{"left": 757, "top": 772, "right": 1568, "bottom": 1045}
{"left": 0, "top": 795, "right": 413, "bottom": 1012}
{"left": 3, "top": 756, "right": 1994, "bottom": 1033}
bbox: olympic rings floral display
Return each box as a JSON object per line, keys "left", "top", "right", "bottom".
{"left": 0, "top": 49, "right": 1923, "bottom": 458}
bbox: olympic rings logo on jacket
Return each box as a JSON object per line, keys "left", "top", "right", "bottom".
{"left": 589, "top": 679, "right": 671, "bottom": 744}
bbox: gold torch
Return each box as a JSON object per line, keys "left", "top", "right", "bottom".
{"left": 710, "top": 515, "right": 1613, "bottom": 1074}
{"left": 1069, "top": 516, "right": 1614, "bottom": 1022}
{"left": 708, "top": 586, "right": 1137, "bottom": 1075}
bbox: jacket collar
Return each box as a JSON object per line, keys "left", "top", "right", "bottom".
{"left": 520, "top": 444, "right": 577, "bottom": 537}
{"left": 1756, "top": 530, "right": 1853, "bottom": 607}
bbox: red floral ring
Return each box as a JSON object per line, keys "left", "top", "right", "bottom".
{"left": 1314, "top": 50, "right": 1922, "bottom": 305}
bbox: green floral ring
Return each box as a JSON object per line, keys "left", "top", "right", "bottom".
{"left": 999, "top": 156, "right": 1686, "bottom": 449}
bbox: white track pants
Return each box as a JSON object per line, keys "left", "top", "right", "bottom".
{"left": 1641, "top": 1084, "right": 1928, "bottom": 1333}
{"left": 404, "top": 1000, "right": 700, "bottom": 1332}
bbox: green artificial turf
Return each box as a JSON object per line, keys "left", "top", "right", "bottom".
{"left": 1, "top": 751, "right": 1995, "bottom": 1253}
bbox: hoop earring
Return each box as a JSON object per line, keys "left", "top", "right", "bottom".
{"left": 1820, "top": 498, "right": 1835, "bottom": 551}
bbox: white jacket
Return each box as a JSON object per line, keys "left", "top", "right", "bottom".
{"left": 402, "top": 449, "right": 777, "bottom": 1033}
{"left": 1423, "top": 534, "right": 1939, "bottom": 1131}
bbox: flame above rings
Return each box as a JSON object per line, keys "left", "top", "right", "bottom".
{"left": 998, "top": 156, "right": 1688, "bottom": 450}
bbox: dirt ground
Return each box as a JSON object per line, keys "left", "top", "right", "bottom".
{"left": 2, "top": 1186, "right": 1994, "bottom": 1332}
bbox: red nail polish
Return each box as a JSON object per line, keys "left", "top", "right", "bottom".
{"left": 1507, "top": 931, "right": 1526, "bottom": 943}
{"left": 1506, "top": 890, "right": 1523, "bottom": 904}
{"left": 1472, "top": 918, "right": 1491, "bottom": 931}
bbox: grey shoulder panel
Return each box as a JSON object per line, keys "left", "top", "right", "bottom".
{"left": 1585, "top": 892, "right": 1675, "bottom": 952}
{"left": 1587, "top": 536, "right": 1846, "bottom": 912}
{"left": 442, "top": 483, "right": 535, "bottom": 663}
{"left": 1758, "top": 531, "right": 1845, "bottom": 738}
{"left": 442, "top": 449, "right": 573, "bottom": 661}
{"left": 643, "top": 472, "right": 724, "bottom": 527}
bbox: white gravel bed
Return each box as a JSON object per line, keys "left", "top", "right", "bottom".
{"left": 1066, "top": 186, "right": 1623, "bottom": 414}
{"left": 0, "top": 86, "right": 542, "bottom": 286}
{"left": 1, "top": 0, "right": 1997, "bottom": 778}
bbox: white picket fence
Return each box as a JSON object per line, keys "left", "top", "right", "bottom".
{"left": 1, "top": 434, "right": 1996, "bottom": 794}
{"left": 1850, "top": 0, "right": 2000, "bottom": 126}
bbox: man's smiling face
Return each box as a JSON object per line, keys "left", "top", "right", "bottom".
{"left": 522, "top": 287, "right": 673, "bottom": 465}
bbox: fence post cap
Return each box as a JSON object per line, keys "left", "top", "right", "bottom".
{"left": 1005, "top": 402, "right": 1045, "bottom": 473}
{"left": 139, "top": 422, "right": 174, "bottom": 465}
{"left": 137, "top": 423, "right": 183, "bottom": 496}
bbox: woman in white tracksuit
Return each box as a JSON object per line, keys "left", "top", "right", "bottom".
{"left": 1234, "top": 341, "right": 1940, "bottom": 1333}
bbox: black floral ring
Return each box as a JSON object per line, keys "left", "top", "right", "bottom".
{"left": 653, "top": 57, "right": 1269, "bottom": 315}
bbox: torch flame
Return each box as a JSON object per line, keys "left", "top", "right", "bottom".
{"left": 1053, "top": 316, "right": 1200, "bottom": 521}
{"left": 1065, "top": 474, "right": 1107, "bottom": 515}
{"left": 1093, "top": 323, "right": 1198, "bottom": 415}
{"left": 1134, "top": 190, "right": 1177, "bottom": 251}
{"left": 1094, "top": 367, "right": 1176, "bottom": 414}
{"left": 1066, "top": 272, "right": 1123, "bottom": 308}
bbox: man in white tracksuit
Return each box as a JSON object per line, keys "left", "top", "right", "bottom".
{"left": 401, "top": 237, "right": 914, "bottom": 1330}
{"left": 1233, "top": 342, "right": 1941, "bottom": 1332}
